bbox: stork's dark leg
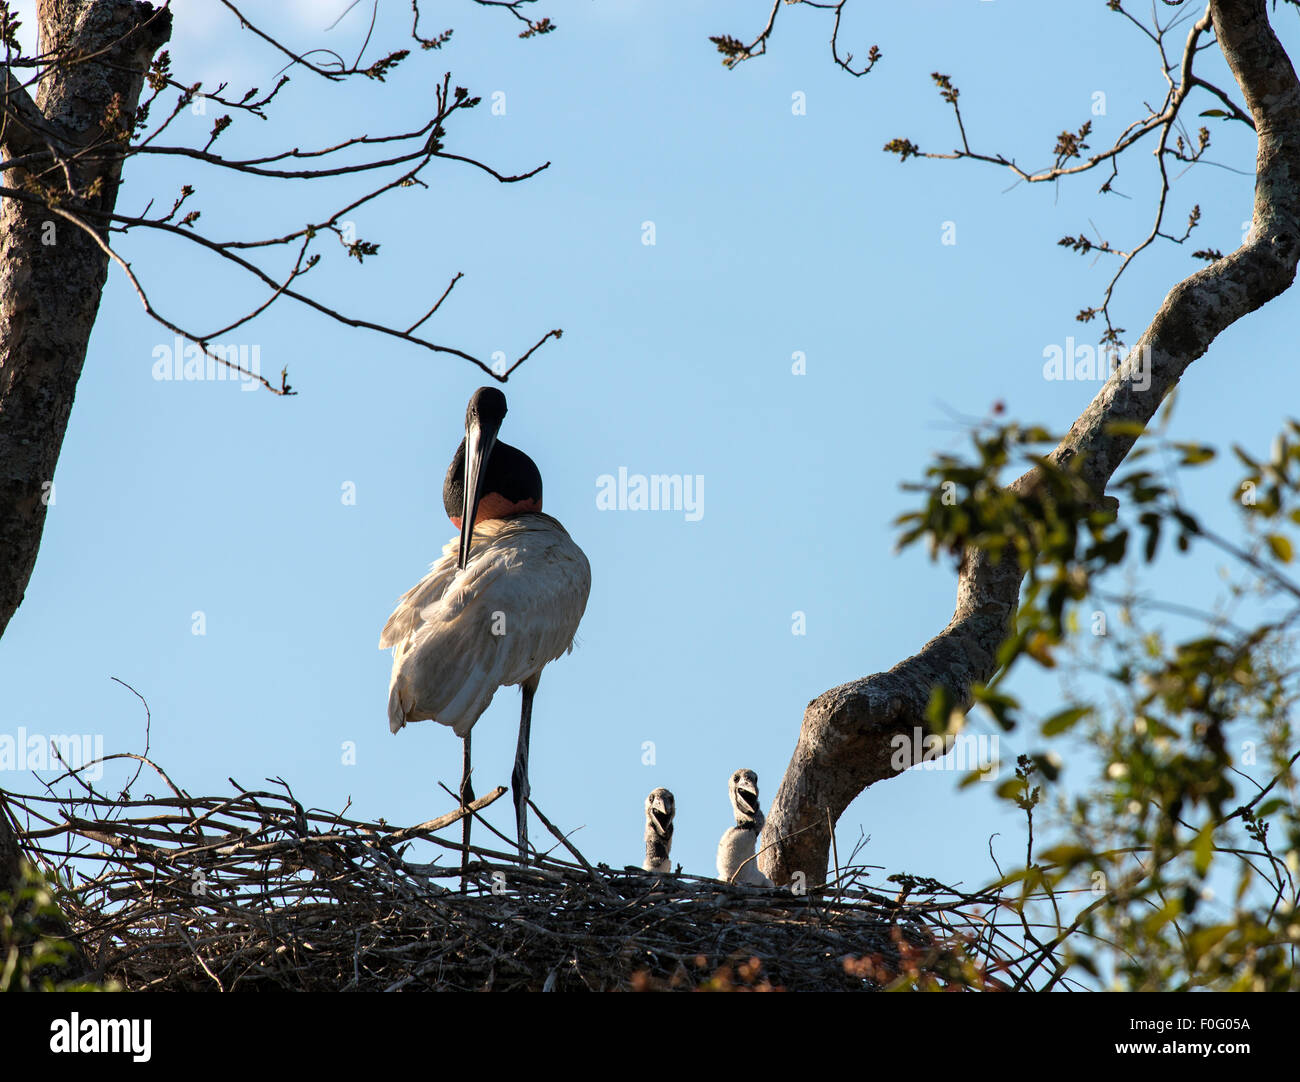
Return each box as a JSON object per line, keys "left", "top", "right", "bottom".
{"left": 459, "top": 732, "right": 473, "bottom": 892}
{"left": 512, "top": 675, "right": 539, "bottom": 861}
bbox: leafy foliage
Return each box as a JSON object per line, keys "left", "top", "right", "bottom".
{"left": 709, "top": 34, "right": 751, "bottom": 68}
{"left": 1, "top": 861, "right": 112, "bottom": 992}
{"left": 0, "top": 0, "right": 20, "bottom": 53}
{"left": 897, "top": 409, "right": 1300, "bottom": 989}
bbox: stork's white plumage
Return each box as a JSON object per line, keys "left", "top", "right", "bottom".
{"left": 716, "top": 768, "right": 774, "bottom": 887}
{"left": 381, "top": 514, "right": 591, "bottom": 737}
{"left": 643, "top": 787, "right": 676, "bottom": 874}
{"left": 379, "top": 387, "right": 590, "bottom": 867}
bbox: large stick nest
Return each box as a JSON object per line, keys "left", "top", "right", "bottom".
{"left": 4, "top": 757, "right": 1017, "bottom": 991}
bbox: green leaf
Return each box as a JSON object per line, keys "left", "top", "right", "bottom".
{"left": 1174, "top": 442, "right": 1216, "bottom": 466}
{"left": 1143, "top": 516, "right": 1161, "bottom": 562}
{"left": 958, "top": 766, "right": 995, "bottom": 789}
{"left": 1193, "top": 821, "right": 1215, "bottom": 877}
{"left": 973, "top": 685, "right": 1020, "bottom": 732}
{"left": 1265, "top": 534, "right": 1293, "bottom": 563}
{"left": 1041, "top": 705, "right": 1091, "bottom": 736}
{"left": 1187, "top": 923, "right": 1233, "bottom": 958}
{"left": 1199, "top": 108, "right": 1228, "bottom": 118}
{"left": 1038, "top": 843, "right": 1091, "bottom": 866}
{"left": 1104, "top": 420, "right": 1148, "bottom": 438}
{"left": 925, "top": 684, "right": 956, "bottom": 731}
{"left": 1142, "top": 898, "right": 1183, "bottom": 935}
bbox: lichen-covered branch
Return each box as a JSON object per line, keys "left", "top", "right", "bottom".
{"left": 761, "top": 0, "right": 1300, "bottom": 886}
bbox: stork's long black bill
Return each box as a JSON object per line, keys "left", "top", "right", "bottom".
{"left": 457, "top": 417, "right": 499, "bottom": 571}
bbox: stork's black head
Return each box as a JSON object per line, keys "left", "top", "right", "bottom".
{"left": 730, "top": 768, "right": 761, "bottom": 823}
{"left": 467, "top": 386, "right": 507, "bottom": 432}
{"left": 645, "top": 788, "right": 676, "bottom": 837}
{"left": 444, "top": 387, "right": 542, "bottom": 569}
{"left": 442, "top": 442, "right": 542, "bottom": 521}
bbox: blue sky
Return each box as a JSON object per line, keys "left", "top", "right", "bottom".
{"left": 3, "top": 1, "right": 1296, "bottom": 897}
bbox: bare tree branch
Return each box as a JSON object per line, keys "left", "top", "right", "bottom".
{"left": 879, "top": 4, "right": 1271, "bottom": 343}
{"left": 711, "top": 0, "right": 880, "bottom": 76}
{"left": 0, "top": 0, "right": 563, "bottom": 638}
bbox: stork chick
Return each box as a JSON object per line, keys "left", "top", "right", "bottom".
{"left": 717, "top": 768, "right": 774, "bottom": 887}
{"left": 643, "top": 787, "right": 676, "bottom": 874}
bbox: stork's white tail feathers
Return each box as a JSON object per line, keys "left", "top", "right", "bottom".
{"left": 380, "top": 513, "right": 591, "bottom": 739}
{"left": 379, "top": 537, "right": 459, "bottom": 652}
{"left": 387, "top": 680, "right": 411, "bottom": 735}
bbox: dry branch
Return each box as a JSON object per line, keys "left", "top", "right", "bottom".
{"left": 0, "top": 0, "right": 565, "bottom": 644}
{"left": 4, "top": 758, "right": 1019, "bottom": 991}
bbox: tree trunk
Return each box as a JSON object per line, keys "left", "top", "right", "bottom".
{"left": 0, "top": 0, "right": 171, "bottom": 641}
{"left": 0, "top": 0, "right": 170, "bottom": 922}
{"left": 762, "top": 0, "right": 1300, "bottom": 887}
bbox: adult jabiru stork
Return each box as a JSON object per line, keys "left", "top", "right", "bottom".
{"left": 379, "top": 387, "right": 591, "bottom": 865}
